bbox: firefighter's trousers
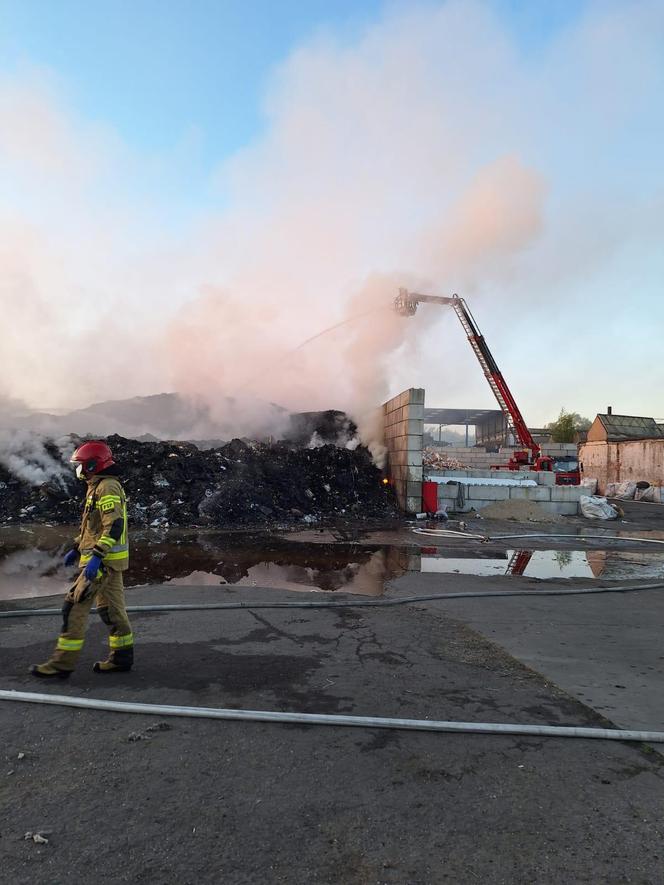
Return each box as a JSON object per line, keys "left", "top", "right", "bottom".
{"left": 48, "top": 568, "right": 134, "bottom": 671}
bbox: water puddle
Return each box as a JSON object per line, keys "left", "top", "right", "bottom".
{"left": 419, "top": 548, "right": 664, "bottom": 579}
{"left": 0, "top": 526, "right": 416, "bottom": 600}
{"left": 2, "top": 526, "right": 664, "bottom": 602}
{"left": 166, "top": 552, "right": 395, "bottom": 595}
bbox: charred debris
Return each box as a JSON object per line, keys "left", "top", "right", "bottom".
{"left": 0, "top": 413, "right": 397, "bottom": 528}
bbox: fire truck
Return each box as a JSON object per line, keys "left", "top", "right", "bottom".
{"left": 394, "top": 289, "right": 580, "bottom": 485}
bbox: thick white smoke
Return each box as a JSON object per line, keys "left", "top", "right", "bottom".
{"left": 0, "top": 1, "right": 663, "bottom": 438}
{"left": 0, "top": 430, "right": 71, "bottom": 486}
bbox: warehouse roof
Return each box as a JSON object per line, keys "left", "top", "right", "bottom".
{"left": 596, "top": 414, "right": 664, "bottom": 441}
{"left": 423, "top": 408, "right": 503, "bottom": 426}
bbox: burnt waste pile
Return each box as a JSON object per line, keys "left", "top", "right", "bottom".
{"left": 0, "top": 428, "right": 397, "bottom": 528}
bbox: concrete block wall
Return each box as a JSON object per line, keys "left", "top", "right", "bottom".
{"left": 384, "top": 388, "right": 424, "bottom": 513}
{"left": 497, "top": 443, "right": 578, "bottom": 456}
{"left": 510, "top": 486, "right": 550, "bottom": 502}
{"left": 541, "top": 443, "right": 578, "bottom": 456}
{"left": 437, "top": 479, "right": 585, "bottom": 516}
{"left": 428, "top": 468, "right": 556, "bottom": 486}
{"left": 432, "top": 446, "right": 511, "bottom": 467}
{"left": 435, "top": 443, "right": 577, "bottom": 467}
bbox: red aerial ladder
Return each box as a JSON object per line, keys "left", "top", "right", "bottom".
{"left": 394, "top": 288, "right": 555, "bottom": 473}
{"left": 505, "top": 550, "right": 534, "bottom": 575}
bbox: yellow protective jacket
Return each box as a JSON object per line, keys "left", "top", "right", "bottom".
{"left": 75, "top": 473, "right": 129, "bottom": 572}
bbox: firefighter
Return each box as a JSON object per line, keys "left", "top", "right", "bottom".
{"left": 31, "top": 441, "right": 133, "bottom": 678}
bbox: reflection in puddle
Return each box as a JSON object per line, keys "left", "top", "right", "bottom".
{"left": 420, "top": 549, "right": 664, "bottom": 580}
{"left": 167, "top": 549, "right": 401, "bottom": 596}
{"left": 421, "top": 550, "right": 593, "bottom": 579}
{"left": 3, "top": 525, "right": 664, "bottom": 602}
{"left": 0, "top": 548, "right": 72, "bottom": 600}
{"left": 0, "top": 526, "right": 417, "bottom": 600}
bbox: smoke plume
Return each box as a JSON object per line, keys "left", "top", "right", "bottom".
{"left": 1, "top": 1, "right": 662, "bottom": 439}
{"left": 0, "top": 430, "right": 71, "bottom": 487}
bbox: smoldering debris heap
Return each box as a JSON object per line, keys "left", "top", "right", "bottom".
{"left": 0, "top": 433, "right": 397, "bottom": 527}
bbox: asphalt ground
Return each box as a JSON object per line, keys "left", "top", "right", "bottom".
{"left": 412, "top": 575, "right": 664, "bottom": 735}
{"left": 2, "top": 565, "right": 664, "bottom": 884}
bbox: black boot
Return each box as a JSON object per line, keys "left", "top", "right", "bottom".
{"left": 93, "top": 646, "right": 133, "bottom": 673}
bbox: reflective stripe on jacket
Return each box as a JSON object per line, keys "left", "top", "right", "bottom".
{"left": 77, "top": 475, "right": 129, "bottom": 571}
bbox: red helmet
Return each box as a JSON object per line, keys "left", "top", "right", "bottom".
{"left": 70, "top": 441, "right": 115, "bottom": 476}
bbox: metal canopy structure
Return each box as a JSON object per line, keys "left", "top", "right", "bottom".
{"left": 424, "top": 408, "right": 509, "bottom": 447}
{"left": 424, "top": 408, "right": 503, "bottom": 426}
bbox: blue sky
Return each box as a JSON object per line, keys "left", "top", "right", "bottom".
{"left": 0, "top": 1, "right": 383, "bottom": 192}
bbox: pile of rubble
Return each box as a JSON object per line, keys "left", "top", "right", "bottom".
{"left": 422, "top": 448, "right": 468, "bottom": 471}
{"left": 0, "top": 434, "right": 397, "bottom": 528}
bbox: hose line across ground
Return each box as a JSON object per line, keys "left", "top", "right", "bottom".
{"left": 412, "top": 528, "right": 664, "bottom": 546}
{"left": 1, "top": 690, "right": 662, "bottom": 743}
{"left": 2, "top": 582, "right": 664, "bottom": 619}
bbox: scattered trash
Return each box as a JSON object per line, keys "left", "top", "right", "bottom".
{"left": 635, "top": 484, "right": 662, "bottom": 504}
{"left": 580, "top": 477, "right": 598, "bottom": 495}
{"left": 24, "top": 832, "right": 49, "bottom": 844}
{"left": 605, "top": 481, "right": 637, "bottom": 500}
{"left": 580, "top": 495, "right": 621, "bottom": 520}
{"left": 17, "top": 752, "right": 25, "bottom": 760}
{"left": 423, "top": 449, "right": 468, "bottom": 470}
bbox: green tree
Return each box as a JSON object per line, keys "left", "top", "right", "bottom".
{"left": 546, "top": 409, "right": 590, "bottom": 442}
{"left": 567, "top": 412, "right": 592, "bottom": 431}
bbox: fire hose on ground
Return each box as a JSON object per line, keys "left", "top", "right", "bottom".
{"left": 1, "top": 690, "right": 663, "bottom": 744}
{"left": 2, "top": 581, "right": 664, "bottom": 743}
{"left": 3, "top": 526, "right": 662, "bottom": 621}
{"left": 412, "top": 527, "right": 664, "bottom": 545}
{"left": 2, "top": 581, "right": 664, "bottom": 619}
{"left": 2, "top": 528, "right": 663, "bottom": 742}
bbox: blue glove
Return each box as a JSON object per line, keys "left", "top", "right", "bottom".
{"left": 83, "top": 554, "right": 103, "bottom": 582}
{"left": 63, "top": 549, "right": 78, "bottom": 567}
